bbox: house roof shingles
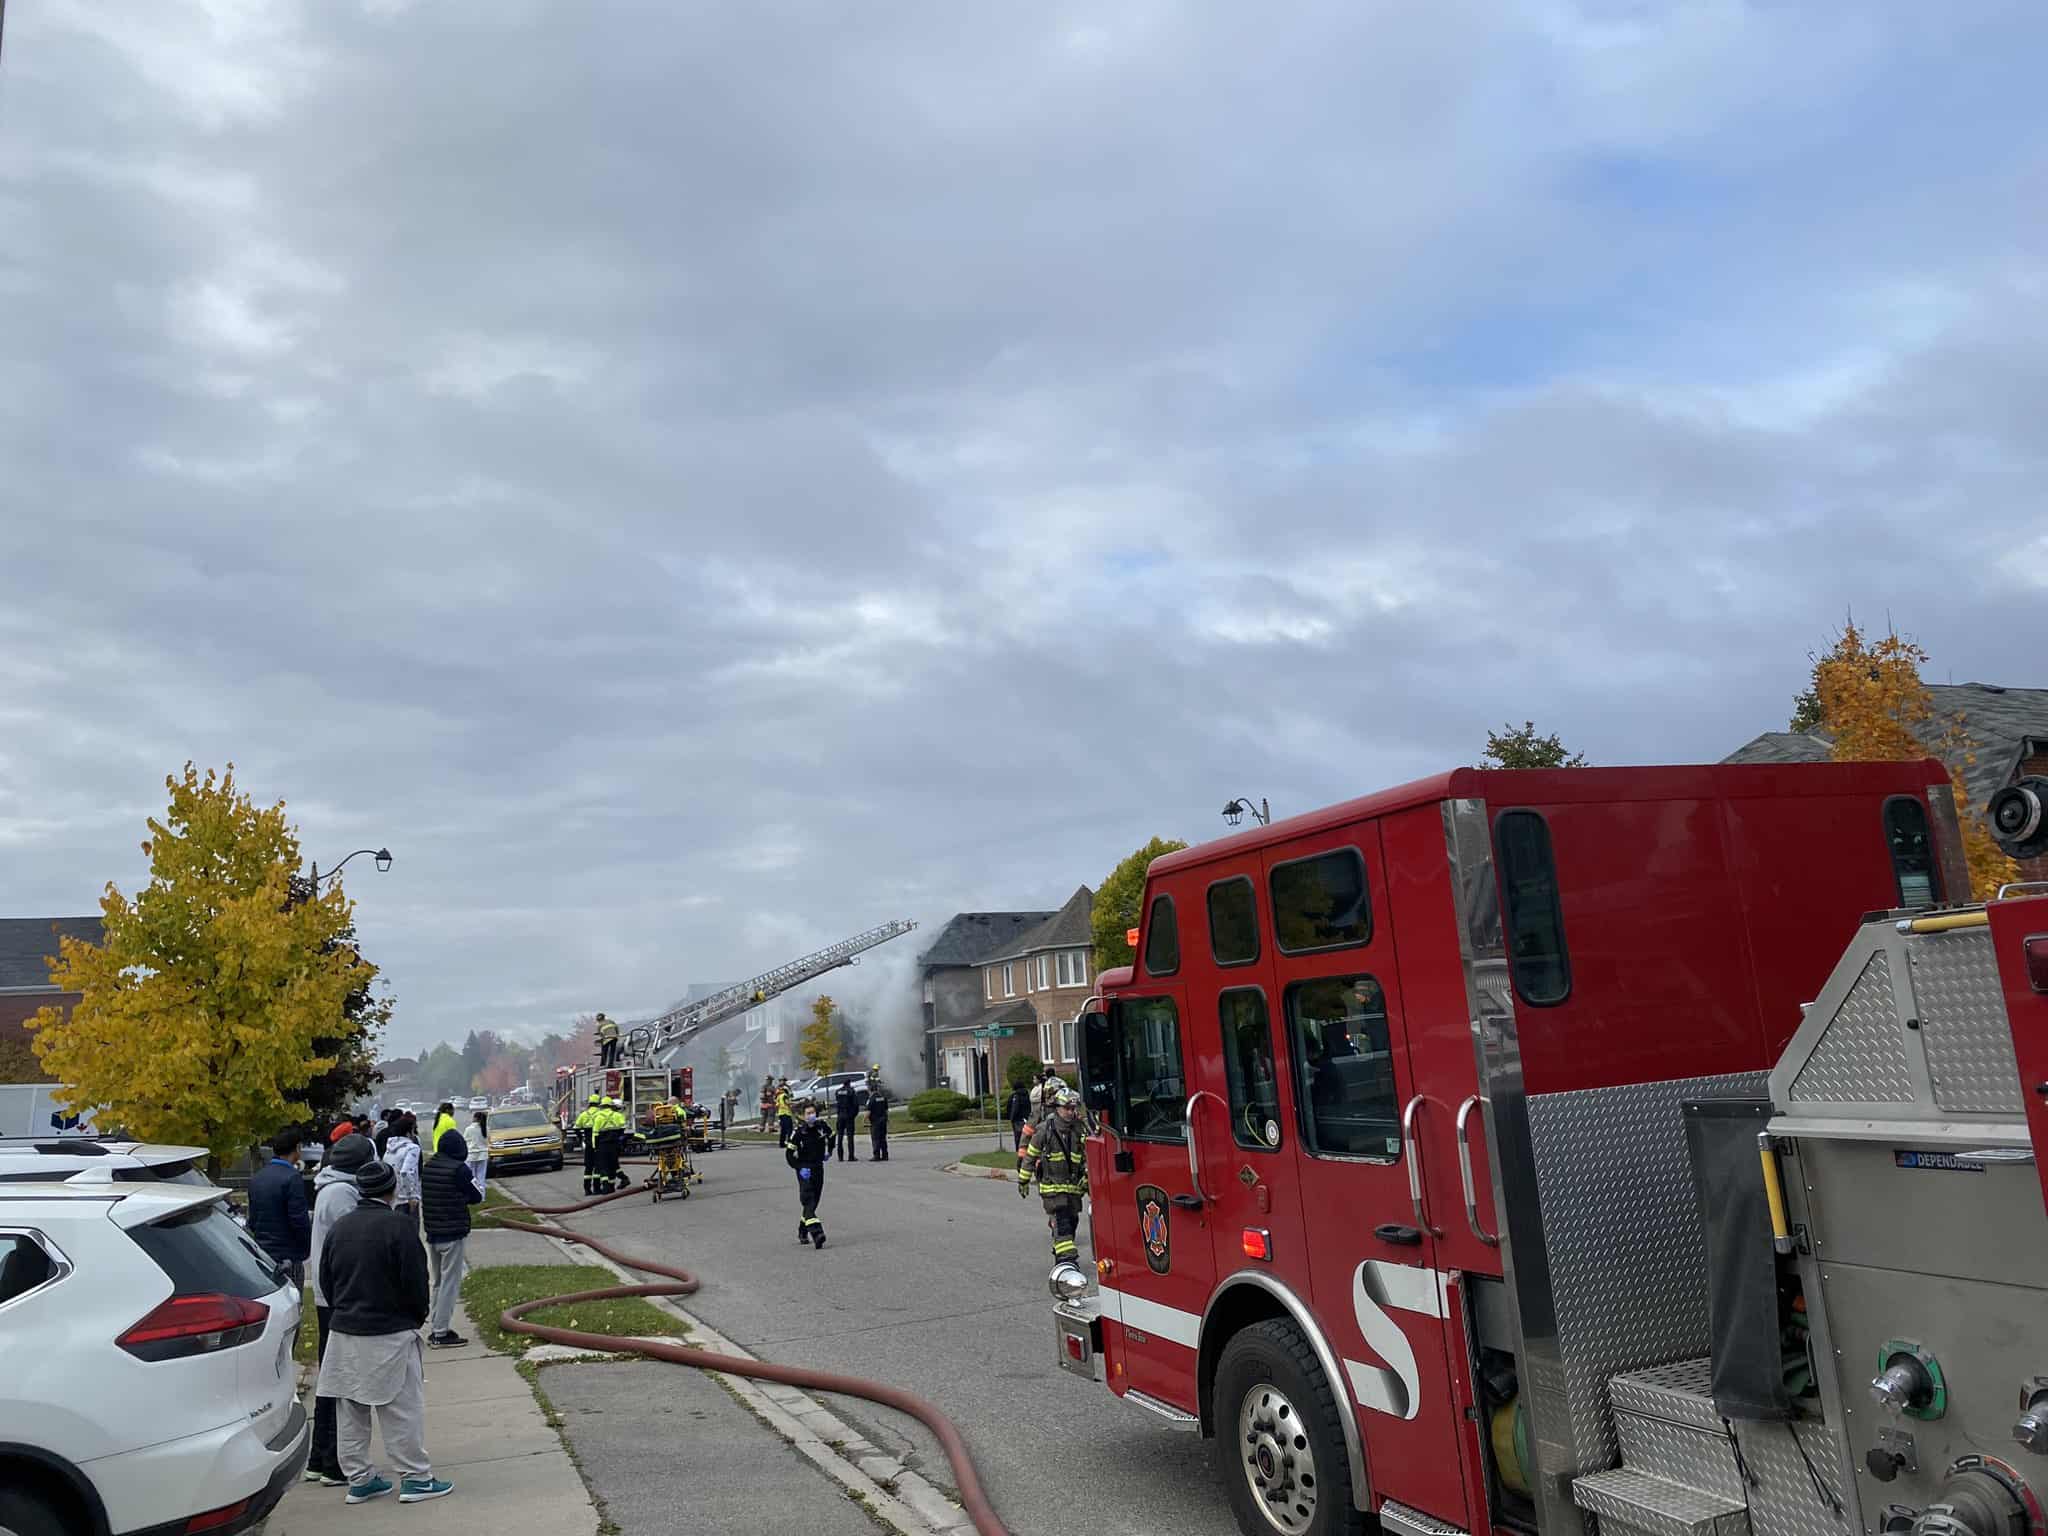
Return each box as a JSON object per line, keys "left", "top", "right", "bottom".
{"left": 986, "top": 886, "right": 1093, "bottom": 963}
{"left": 1722, "top": 682, "right": 2048, "bottom": 810}
{"left": 0, "top": 916, "right": 103, "bottom": 991}
{"left": 919, "top": 911, "right": 1055, "bottom": 970}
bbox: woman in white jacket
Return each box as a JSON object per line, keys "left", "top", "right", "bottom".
{"left": 387, "top": 1115, "right": 423, "bottom": 1219}
{"left": 463, "top": 1111, "right": 489, "bottom": 1198}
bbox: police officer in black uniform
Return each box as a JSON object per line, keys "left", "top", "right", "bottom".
{"left": 865, "top": 1067, "right": 890, "bottom": 1162}
{"left": 786, "top": 1102, "right": 832, "bottom": 1249}
{"left": 833, "top": 1078, "right": 859, "bottom": 1161}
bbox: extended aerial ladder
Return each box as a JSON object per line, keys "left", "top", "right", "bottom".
{"left": 627, "top": 919, "right": 919, "bottom": 1068}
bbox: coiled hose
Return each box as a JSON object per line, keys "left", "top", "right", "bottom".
{"left": 495, "top": 1182, "right": 1013, "bottom": 1536}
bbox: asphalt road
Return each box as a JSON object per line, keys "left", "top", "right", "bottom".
{"left": 511, "top": 1133, "right": 1238, "bottom": 1536}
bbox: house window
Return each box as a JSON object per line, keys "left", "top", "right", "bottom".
{"left": 1023, "top": 960, "right": 1033, "bottom": 993}
{"left": 1003, "top": 963, "right": 1016, "bottom": 998}
{"left": 1060, "top": 1017, "right": 1078, "bottom": 1062}
{"left": 1041, "top": 1020, "right": 1055, "bottom": 1062}
{"left": 1056, "top": 949, "right": 1089, "bottom": 987}
{"left": 922, "top": 977, "right": 934, "bottom": 1005}
{"left": 985, "top": 969, "right": 995, "bottom": 1001}
{"left": 1038, "top": 954, "right": 1052, "bottom": 990}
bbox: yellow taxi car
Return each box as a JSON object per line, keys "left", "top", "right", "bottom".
{"left": 483, "top": 1104, "right": 565, "bottom": 1174}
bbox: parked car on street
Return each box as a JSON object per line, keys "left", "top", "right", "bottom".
{"left": 0, "top": 1137, "right": 210, "bottom": 1186}
{"left": 806, "top": 1071, "right": 871, "bottom": 1112}
{"left": 484, "top": 1105, "right": 565, "bottom": 1174}
{"left": 0, "top": 1178, "right": 308, "bottom": 1535}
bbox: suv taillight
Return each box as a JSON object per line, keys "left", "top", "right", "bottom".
{"left": 118, "top": 1293, "right": 269, "bottom": 1361}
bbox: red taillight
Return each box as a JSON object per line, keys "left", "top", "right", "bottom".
{"left": 119, "top": 1293, "right": 269, "bottom": 1361}
{"left": 2025, "top": 934, "right": 2048, "bottom": 994}
{"left": 1065, "top": 1334, "right": 1085, "bottom": 1361}
{"left": 1242, "top": 1227, "right": 1272, "bottom": 1261}
{"left": 185, "top": 1497, "right": 252, "bottom": 1532}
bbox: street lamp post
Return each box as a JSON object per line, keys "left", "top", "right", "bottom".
{"left": 1221, "top": 797, "right": 1271, "bottom": 828}
{"left": 309, "top": 847, "right": 394, "bottom": 895}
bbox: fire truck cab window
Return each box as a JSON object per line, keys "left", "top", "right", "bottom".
{"left": 1495, "top": 809, "right": 1571, "bottom": 1007}
{"left": 1220, "top": 989, "right": 1281, "bottom": 1151}
{"left": 1287, "top": 976, "right": 1398, "bottom": 1159}
{"left": 1206, "top": 876, "right": 1260, "bottom": 967}
{"left": 1143, "top": 895, "right": 1180, "bottom": 976}
{"left": 1111, "top": 995, "right": 1186, "bottom": 1143}
{"left": 1883, "top": 796, "right": 1941, "bottom": 908}
{"left": 1269, "top": 847, "right": 1371, "bottom": 953}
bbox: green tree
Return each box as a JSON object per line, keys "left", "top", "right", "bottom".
{"left": 29, "top": 764, "right": 377, "bottom": 1162}
{"left": 1481, "top": 721, "right": 1588, "bottom": 769}
{"left": 799, "top": 995, "right": 842, "bottom": 1076}
{"left": 1005, "top": 1053, "right": 1045, "bottom": 1092}
{"left": 1093, "top": 836, "right": 1191, "bottom": 970}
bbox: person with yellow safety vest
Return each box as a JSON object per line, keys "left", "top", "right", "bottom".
{"left": 594, "top": 1097, "right": 629, "bottom": 1193}
{"left": 573, "top": 1093, "right": 604, "bottom": 1195}
{"left": 774, "top": 1081, "right": 794, "bottom": 1148}
{"left": 595, "top": 1013, "right": 621, "bottom": 1068}
{"left": 1019, "top": 1087, "right": 1088, "bottom": 1267}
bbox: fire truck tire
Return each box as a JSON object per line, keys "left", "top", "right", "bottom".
{"left": 1212, "top": 1318, "right": 1365, "bottom": 1536}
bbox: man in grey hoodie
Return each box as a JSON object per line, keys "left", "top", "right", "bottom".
{"left": 304, "top": 1132, "right": 373, "bottom": 1487}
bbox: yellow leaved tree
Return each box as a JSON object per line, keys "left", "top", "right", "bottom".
{"left": 1808, "top": 622, "right": 2017, "bottom": 900}
{"left": 30, "top": 764, "right": 377, "bottom": 1162}
{"left": 799, "top": 994, "right": 842, "bottom": 1078}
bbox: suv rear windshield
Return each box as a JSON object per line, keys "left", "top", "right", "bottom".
{"left": 129, "top": 1202, "right": 282, "bottom": 1299}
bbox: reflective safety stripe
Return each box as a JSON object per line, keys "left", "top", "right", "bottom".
{"left": 1095, "top": 1286, "right": 1201, "bottom": 1350}
{"left": 1037, "top": 1183, "right": 1085, "bottom": 1195}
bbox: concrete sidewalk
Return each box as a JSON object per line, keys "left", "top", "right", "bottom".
{"left": 267, "top": 1291, "right": 599, "bottom": 1536}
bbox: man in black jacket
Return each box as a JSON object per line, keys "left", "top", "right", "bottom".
{"left": 833, "top": 1079, "right": 859, "bottom": 1161}
{"left": 420, "top": 1128, "right": 481, "bottom": 1349}
{"left": 315, "top": 1161, "right": 451, "bottom": 1505}
{"left": 786, "top": 1104, "right": 832, "bottom": 1249}
{"left": 866, "top": 1072, "right": 890, "bottom": 1162}
{"left": 247, "top": 1129, "right": 311, "bottom": 1288}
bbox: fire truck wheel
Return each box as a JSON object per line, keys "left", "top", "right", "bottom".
{"left": 1213, "top": 1318, "right": 1364, "bottom": 1536}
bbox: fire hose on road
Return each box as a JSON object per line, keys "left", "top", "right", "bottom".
{"left": 494, "top": 1183, "right": 1014, "bottom": 1536}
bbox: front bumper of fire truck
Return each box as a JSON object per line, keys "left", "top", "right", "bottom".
{"left": 1050, "top": 1266, "right": 1102, "bottom": 1379}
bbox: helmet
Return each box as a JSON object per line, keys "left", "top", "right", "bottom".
{"left": 1054, "top": 1087, "right": 1080, "bottom": 1109}
{"left": 869, "top": 1063, "right": 880, "bottom": 1074}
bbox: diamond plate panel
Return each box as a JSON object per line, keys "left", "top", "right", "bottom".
{"left": 1615, "top": 1411, "right": 1746, "bottom": 1504}
{"left": 1573, "top": 1468, "right": 1748, "bottom": 1536}
{"left": 1913, "top": 930, "right": 2025, "bottom": 1114}
{"left": 1788, "top": 952, "right": 1915, "bottom": 1103}
{"left": 1528, "top": 1074, "right": 1764, "bottom": 1474}
{"left": 1609, "top": 1359, "right": 1721, "bottom": 1433}
{"left": 1731, "top": 1419, "right": 1850, "bottom": 1536}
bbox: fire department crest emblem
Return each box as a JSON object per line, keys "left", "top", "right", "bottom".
{"left": 1136, "top": 1184, "right": 1171, "bottom": 1274}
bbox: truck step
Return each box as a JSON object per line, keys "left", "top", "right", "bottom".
{"left": 1608, "top": 1358, "right": 1722, "bottom": 1433}
{"left": 1572, "top": 1467, "right": 1748, "bottom": 1536}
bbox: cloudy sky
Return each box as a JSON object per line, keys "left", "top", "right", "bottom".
{"left": 2, "top": 1, "right": 2043, "bottom": 1058}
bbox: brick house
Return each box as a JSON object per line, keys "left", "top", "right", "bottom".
{"left": 0, "top": 916, "right": 104, "bottom": 1081}
{"left": 944, "top": 886, "right": 1098, "bottom": 1097}
{"left": 1724, "top": 681, "right": 2048, "bottom": 883}
{"left": 919, "top": 910, "right": 1052, "bottom": 1092}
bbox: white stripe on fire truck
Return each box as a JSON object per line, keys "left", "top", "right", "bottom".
{"left": 1094, "top": 1285, "right": 1201, "bottom": 1350}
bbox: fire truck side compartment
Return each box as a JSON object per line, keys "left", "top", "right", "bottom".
{"left": 1767, "top": 916, "right": 2045, "bottom": 1536}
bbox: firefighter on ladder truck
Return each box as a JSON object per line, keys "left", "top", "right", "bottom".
{"left": 1048, "top": 761, "right": 2048, "bottom": 1536}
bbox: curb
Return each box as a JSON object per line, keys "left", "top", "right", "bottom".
{"left": 498, "top": 1191, "right": 972, "bottom": 1536}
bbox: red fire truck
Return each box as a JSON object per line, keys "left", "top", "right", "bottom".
{"left": 1054, "top": 761, "right": 2048, "bottom": 1536}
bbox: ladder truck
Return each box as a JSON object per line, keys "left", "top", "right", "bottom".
{"left": 555, "top": 920, "right": 917, "bottom": 1140}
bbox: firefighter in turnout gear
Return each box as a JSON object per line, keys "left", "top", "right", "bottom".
{"left": 1019, "top": 1087, "right": 1088, "bottom": 1266}
{"left": 596, "top": 1011, "right": 621, "bottom": 1067}
{"left": 786, "top": 1103, "right": 831, "bottom": 1249}
{"left": 866, "top": 1067, "right": 890, "bottom": 1161}
{"left": 595, "top": 1096, "right": 628, "bottom": 1193}
{"left": 576, "top": 1092, "right": 604, "bottom": 1195}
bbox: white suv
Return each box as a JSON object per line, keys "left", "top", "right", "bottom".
{"left": 0, "top": 1136, "right": 211, "bottom": 1186}
{"left": 0, "top": 1180, "right": 308, "bottom": 1536}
